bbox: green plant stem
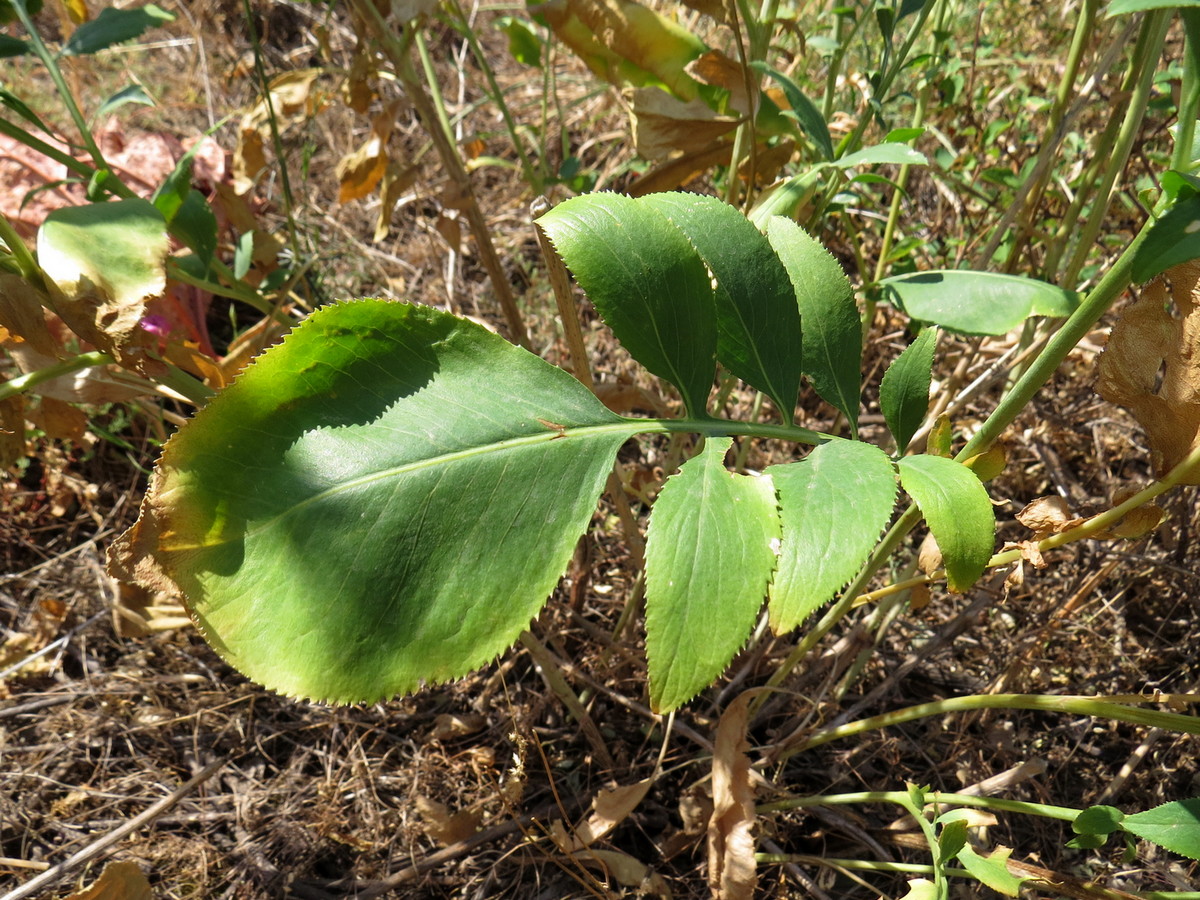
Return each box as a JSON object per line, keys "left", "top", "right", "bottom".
{"left": 0, "top": 351, "right": 213, "bottom": 406}
{"left": 756, "top": 855, "right": 937, "bottom": 876}
{"left": 0, "top": 351, "right": 112, "bottom": 402}
{"left": 443, "top": 0, "right": 541, "bottom": 191}
{"left": 956, "top": 214, "right": 1145, "bottom": 463}
{"left": 895, "top": 790, "right": 947, "bottom": 899}
{"left": 355, "top": 0, "right": 531, "bottom": 350}
{"left": 751, "top": 504, "right": 923, "bottom": 719}
{"left": 976, "top": 0, "right": 1098, "bottom": 273}
{"left": 1060, "top": 9, "right": 1169, "bottom": 288}
{"left": 0, "top": 214, "right": 41, "bottom": 284}
{"left": 1175, "top": 11, "right": 1200, "bottom": 172}
{"left": 834, "top": 0, "right": 939, "bottom": 162}
{"left": 781, "top": 693, "right": 1200, "bottom": 760}
{"left": 759, "top": 790, "right": 1082, "bottom": 822}
{"left": 0, "top": 117, "right": 95, "bottom": 182}
{"left": 240, "top": 0, "right": 305, "bottom": 287}
{"left": 12, "top": 0, "right": 114, "bottom": 180}
{"left": 871, "top": 85, "right": 930, "bottom": 285}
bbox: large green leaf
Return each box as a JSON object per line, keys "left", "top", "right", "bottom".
{"left": 1132, "top": 192, "right": 1200, "bottom": 283}
{"left": 59, "top": 4, "right": 174, "bottom": 56}
{"left": 766, "top": 440, "right": 897, "bottom": 632}
{"left": 644, "top": 437, "right": 780, "bottom": 712}
{"left": 897, "top": 454, "right": 994, "bottom": 592}
{"left": 640, "top": 193, "right": 802, "bottom": 421}
{"left": 766, "top": 217, "right": 862, "bottom": 435}
{"left": 108, "top": 300, "right": 639, "bottom": 703}
{"left": 1121, "top": 798, "right": 1200, "bottom": 860}
{"left": 879, "top": 326, "right": 938, "bottom": 453}
{"left": 881, "top": 270, "right": 1079, "bottom": 336}
{"left": 538, "top": 193, "right": 717, "bottom": 416}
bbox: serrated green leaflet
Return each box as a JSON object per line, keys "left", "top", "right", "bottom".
{"left": 897, "top": 455, "right": 994, "bottom": 592}
{"left": 537, "top": 192, "right": 717, "bottom": 416}
{"left": 766, "top": 440, "right": 897, "bottom": 632}
{"left": 644, "top": 437, "right": 780, "bottom": 712}
{"left": 1121, "top": 798, "right": 1200, "bottom": 860}
{"left": 109, "top": 301, "right": 639, "bottom": 703}
{"left": 880, "top": 327, "right": 938, "bottom": 453}
{"left": 640, "top": 192, "right": 802, "bottom": 422}
{"left": 881, "top": 270, "right": 1079, "bottom": 336}
{"left": 766, "top": 217, "right": 862, "bottom": 435}
{"left": 955, "top": 846, "right": 1025, "bottom": 897}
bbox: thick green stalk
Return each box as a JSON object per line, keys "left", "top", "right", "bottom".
{"left": 976, "top": 0, "right": 1099, "bottom": 272}
{"left": 782, "top": 693, "right": 1200, "bottom": 759}
{"left": 1060, "top": 9, "right": 1170, "bottom": 288}
{"left": 1174, "top": 10, "right": 1200, "bottom": 172}
{"left": 760, "top": 790, "right": 1082, "bottom": 822}
{"left": 0, "top": 351, "right": 213, "bottom": 406}
{"left": 0, "top": 214, "right": 41, "bottom": 285}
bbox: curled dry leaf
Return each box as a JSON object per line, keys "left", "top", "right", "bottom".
{"left": 555, "top": 778, "right": 654, "bottom": 851}
{"left": 1017, "top": 492, "right": 1164, "bottom": 544}
{"left": 708, "top": 692, "right": 756, "bottom": 900}
{"left": 336, "top": 99, "right": 404, "bottom": 204}
{"left": 628, "top": 87, "right": 739, "bottom": 161}
{"left": 1016, "top": 495, "right": 1083, "bottom": 542}
{"left": 917, "top": 531, "right": 942, "bottom": 576}
{"left": 1096, "top": 261, "right": 1200, "bottom": 484}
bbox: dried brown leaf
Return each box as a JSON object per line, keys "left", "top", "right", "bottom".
{"left": 628, "top": 88, "right": 739, "bottom": 161}
{"left": 560, "top": 778, "right": 654, "bottom": 851}
{"left": 1016, "top": 496, "right": 1083, "bottom": 541}
{"left": 685, "top": 50, "right": 751, "bottom": 115}
{"left": 60, "top": 861, "right": 153, "bottom": 900}
{"left": 1096, "top": 261, "right": 1200, "bottom": 483}
{"left": 0, "top": 274, "right": 60, "bottom": 357}
{"left": 708, "top": 693, "right": 756, "bottom": 899}
{"left": 413, "top": 795, "right": 482, "bottom": 846}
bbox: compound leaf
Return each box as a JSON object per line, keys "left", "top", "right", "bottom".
{"left": 767, "top": 439, "right": 897, "bottom": 632}
{"left": 108, "top": 300, "right": 638, "bottom": 704}
{"left": 538, "top": 192, "right": 717, "bottom": 416}
{"left": 645, "top": 437, "right": 780, "bottom": 712}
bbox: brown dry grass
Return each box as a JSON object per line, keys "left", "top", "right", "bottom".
{"left": 2, "top": 1, "right": 1199, "bottom": 898}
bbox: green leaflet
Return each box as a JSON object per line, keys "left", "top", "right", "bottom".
{"left": 537, "top": 192, "right": 718, "bottom": 416}
{"left": 1121, "top": 798, "right": 1200, "bottom": 860}
{"left": 879, "top": 326, "right": 938, "bottom": 453}
{"left": 766, "top": 216, "right": 862, "bottom": 435}
{"left": 767, "top": 440, "right": 897, "bottom": 632}
{"left": 955, "top": 846, "right": 1026, "bottom": 897}
{"left": 108, "top": 300, "right": 638, "bottom": 703}
{"left": 880, "top": 270, "right": 1079, "bottom": 336}
{"left": 640, "top": 192, "right": 802, "bottom": 422}
{"left": 897, "top": 454, "right": 994, "bottom": 592}
{"left": 644, "top": 437, "right": 780, "bottom": 712}
{"left": 751, "top": 61, "right": 834, "bottom": 161}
